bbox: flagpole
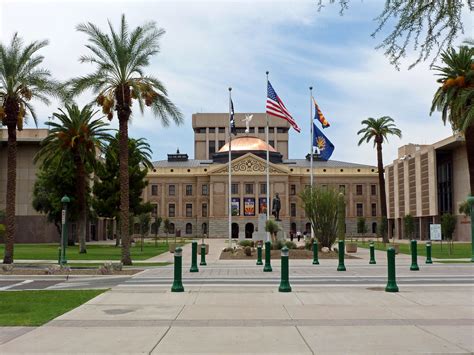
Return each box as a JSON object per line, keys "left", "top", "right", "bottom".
{"left": 228, "top": 87, "right": 232, "bottom": 249}
{"left": 265, "top": 71, "right": 270, "bottom": 242}
{"left": 309, "top": 86, "right": 315, "bottom": 241}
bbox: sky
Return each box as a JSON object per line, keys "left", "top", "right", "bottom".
{"left": 0, "top": 0, "right": 468, "bottom": 166}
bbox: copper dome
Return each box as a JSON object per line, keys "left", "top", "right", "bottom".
{"left": 218, "top": 136, "right": 276, "bottom": 152}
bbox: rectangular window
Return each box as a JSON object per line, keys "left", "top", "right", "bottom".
{"left": 258, "top": 127, "right": 265, "bottom": 134}
{"left": 186, "top": 203, "right": 192, "bottom": 217}
{"left": 290, "top": 184, "right": 296, "bottom": 195}
{"left": 209, "top": 127, "right": 215, "bottom": 133}
{"left": 218, "top": 140, "right": 225, "bottom": 150}
{"left": 231, "top": 183, "right": 239, "bottom": 195}
{"left": 277, "top": 127, "right": 286, "bottom": 133}
{"left": 260, "top": 183, "right": 267, "bottom": 194}
{"left": 218, "top": 127, "right": 225, "bottom": 133}
{"left": 168, "top": 185, "right": 175, "bottom": 196}
{"left": 339, "top": 185, "right": 346, "bottom": 194}
{"left": 371, "top": 203, "right": 377, "bottom": 217}
{"left": 195, "top": 128, "right": 206, "bottom": 134}
{"left": 208, "top": 140, "right": 216, "bottom": 157}
{"left": 245, "top": 183, "right": 254, "bottom": 194}
{"left": 269, "top": 140, "right": 275, "bottom": 148}
{"left": 152, "top": 204, "right": 158, "bottom": 216}
{"left": 356, "top": 203, "right": 363, "bottom": 217}
{"left": 236, "top": 128, "right": 246, "bottom": 134}
{"left": 356, "top": 184, "right": 363, "bottom": 196}
{"left": 202, "top": 203, "right": 208, "bottom": 217}
{"left": 186, "top": 184, "right": 193, "bottom": 196}
{"left": 151, "top": 184, "right": 158, "bottom": 196}
{"left": 290, "top": 203, "right": 296, "bottom": 217}
{"left": 371, "top": 184, "right": 377, "bottom": 196}
{"left": 202, "top": 184, "right": 208, "bottom": 196}
{"left": 168, "top": 204, "right": 175, "bottom": 217}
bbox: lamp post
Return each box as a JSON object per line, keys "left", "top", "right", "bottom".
{"left": 467, "top": 196, "right": 474, "bottom": 262}
{"left": 60, "top": 195, "right": 70, "bottom": 265}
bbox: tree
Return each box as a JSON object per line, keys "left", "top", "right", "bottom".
{"left": 357, "top": 116, "right": 402, "bottom": 243}
{"left": 163, "top": 218, "right": 171, "bottom": 246}
{"left": 92, "top": 134, "right": 154, "bottom": 248}
{"left": 265, "top": 219, "right": 280, "bottom": 244}
{"left": 35, "top": 104, "right": 110, "bottom": 253}
{"left": 317, "top": 1, "right": 472, "bottom": 69}
{"left": 138, "top": 212, "right": 151, "bottom": 251}
{"left": 69, "top": 15, "right": 183, "bottom": 265}
{"left": 378, "top": 216, "right": 388, "bottom": 242}
{"left": 403, "top": 214, "right": 415, "bottom": 239}
{"left": 153, "top": 216, "right": 162, "bottom": 247}
{"left": 32, "top": 156, "right": 80, "bottom": 238}
{"left": 357, "top": 217, "right": 367, "bottom": 235}
{"left": 459, "top": 200, "right": 471, "bottom": 217}
{"left": 441, "top": 213, "right": 457, "bottom": 254}
{"left": 431, "top": 44, "right": 474, "bottom": 195}
{"left": 0, "top": 33, "right": 59, "bottom": 264}
{"left": 300, "top": 187, "right": 339, "bottom": 248}
{"left": 0, "top": 210, "right": 5, "bottom": 243}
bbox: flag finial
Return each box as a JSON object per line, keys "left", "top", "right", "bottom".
{"left": 228, "top": 87, "right": 232, "bottom": 92}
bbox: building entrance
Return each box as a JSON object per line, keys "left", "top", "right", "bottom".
{"left": 245, "top": 223, "right": 254, "bottom": 239}
{"left": 231, "top": 223, "right": 239, "bottom": 238}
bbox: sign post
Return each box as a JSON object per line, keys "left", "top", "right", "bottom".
{"left": 430, "top": 224, "right": 442, "bottom": 253}
{"left": 60, "top": 195, "right": 70, "bottom": 265}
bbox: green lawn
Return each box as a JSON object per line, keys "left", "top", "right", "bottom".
{"left": 0, "top": 290, "right": 106, "bottom": 326}
{"left": 0, "top": 242, "right": 178, "bottom": 261}
{"left": 358, "top": 241, "right": 472, "bottom": 259}
{"left": 14, "top": 262, "right": 171, "bottom": 268}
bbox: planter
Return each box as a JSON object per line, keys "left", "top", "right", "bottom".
{"left": 345, "top": 242, "right": 358, "bottom": 253}
{"left": 198, "top": 244, "right": 209, "bottom": 255}
{"left": 169, "top": 243, "right": 177, "bottom": 253}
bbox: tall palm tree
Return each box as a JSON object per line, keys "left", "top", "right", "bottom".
{"left": 431, "top": 44, "right": 474, "bottom": 194}
{"left": 68, "top": 15, "right": 183, "bottom": 265}
{"left": 35, "top": 103, "right": 111, "bottom": 253}
{"left": 357, "top": 116, "right": 402, "bottom": 242}
{"left": 0, "top": 33, "right": 59, "bottom": 264}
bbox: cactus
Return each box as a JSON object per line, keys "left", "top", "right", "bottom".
{"left": 337, "top": 192, "right": 345, "bottom": 241}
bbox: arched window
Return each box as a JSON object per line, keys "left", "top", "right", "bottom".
{"left": 169, "top": 223, "right": 175, "bottom": 234}
{"left": 290, "top": 223, "right": 297, "bottom": 233}
{"left": 186, "top": 223, "right": 192, "bottom": 235}
{"left": 202, "top": 223, "right": 208, "bottom": 235}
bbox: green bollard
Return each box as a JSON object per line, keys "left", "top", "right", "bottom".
{"left": 337, "top": 240, "right": 346, "bottom": 271}
{"left": 385, "top": 247, "right": 399, "bottom": 292}
{"left": 369, "top": 242, "right": 376, "bottom": 265}
{"left": 60, "top": 195, "right": 70, "bottom": 265}
{"left": 263, "top": 240, "right": 272, "bottom": 272}
{"left": 200, "top": 244, "right": 207, "bottom": 266}
{"left": 426, "top": 242, "right": 433, "bottom": 264}
{"left": 410, "top": 239, "right": 420, "bottom": 271}
{"left": 278, "top": 246, "right": 292, "bottom": 292}
{"left": 190, "top": 241, "right": 199, "bottom": 272}
{"left": 171, "top": 247, "right": 184, "bottom": 292}
{"left": 256, "top": 243, "right": 263, "bottom": 265}
{"left": 57, "top": 247, "right": 61, "bottom": 265}
{"left": 467, "top": 196, "right": 474, "bottom": 262}
{"left": 312, "top": 240, "right": 319, "bottom": 265}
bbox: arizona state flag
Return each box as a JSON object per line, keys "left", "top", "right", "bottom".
{"left": 313, "top": 123, "right": 334, "bottom": 161}
{"left": 313, "top": 97, "right": 330, "bottom": 128}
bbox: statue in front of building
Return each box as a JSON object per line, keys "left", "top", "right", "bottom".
{"left": 272, "top": 193, "right": 281, "bottom": 221}
{"left": 242, "top": 114, "right": 253, "bottom": 133}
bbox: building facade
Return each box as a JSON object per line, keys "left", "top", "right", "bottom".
{"left": 385, "top": 134, "right": 470, "bottom": 241}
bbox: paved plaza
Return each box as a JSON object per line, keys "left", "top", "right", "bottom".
{"left": 0, "top": 239, "right": 473, "bottom": 354}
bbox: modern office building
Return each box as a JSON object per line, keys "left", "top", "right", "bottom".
{"left": 385, "top": 134, "right": 470, "bottom": 241}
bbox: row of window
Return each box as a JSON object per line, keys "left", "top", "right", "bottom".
{"left": 288, "top": 202, "right": 377, "bottom": 217}
{"left": 195, "top": 127, "right": 288, "bottom": 134}
{"left": 151, "top": 183, "right": 377, "bottom": 197}
{"left": 146, "top": 222, "right": 207, "bottom": 235}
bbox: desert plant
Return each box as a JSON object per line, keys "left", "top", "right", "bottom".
{"left": 238, "top": 240, "right": 254, "bottom": 248}
{"left": 404, "top": 214, "right": 415, "bottom": 239}
{"left": 244, "top": 246, "right": 252, "bottom": 256}
{"left": 265, "top": 220, "right": 280, "bottom": 244}
{"left": 284, "top": 241, "right": 297, "bottom": 249}
{"left": 273, "top": 240, "right": 284, "bottom": 250}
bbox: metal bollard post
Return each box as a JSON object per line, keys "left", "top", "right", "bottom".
{"left": 312, "top": 240, "right": 319, "bottom": 265}
{"left": 369, "top": 242, "right": 376, "bottom": 265}
{"left": 200, "top": 244, "right": 207, "bottom": 266}
{"left": 278, "top": 246, "right": 292, "bottom": 292}
{"left": 171, "top": 247, "right": 184, "bottom": 292}
{"left": 57, "top": 247, "right": 61, "bottom": 265}
{"left": 410, "top": 239, "right": 420, "bottom": 271}
{"left": 256, "top": 244, "right": 263, "bottom": 265}
{"left": 263, "top": 240, "right": 272, "bottom": 272}
{"left": 190, "top": 241, "right": 199, "bottom": 272}
{"left": 385, "top": 247, "right": 399, "bottom": 292}
{"left": 337, "top": 240, "right": 346, "bottom": 271}
{"left": 426, "top": 242, "right": 433, "bottom": 264}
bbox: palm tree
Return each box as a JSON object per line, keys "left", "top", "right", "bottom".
{"left": 431, "top": 44, "right": 474, "bottom": 194}
{"left": 35, "top": 103, "right": 110, "bottom": 253}
{"left": 357, "top": 116, "right": 402, "bottom": 242}
{"left": 69, "top": 15, "right": 183, "bottom": 265}
{"left": 0, "top": 33, "right": 59, "bottom": 264}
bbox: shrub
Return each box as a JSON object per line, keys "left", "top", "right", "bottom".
{"left": 284, "top": 241, "right": 297, "bottom": 249}
{"left": 244, "top": 246, "right": 252, "bottom": 256}
{"left": 272, "top": 240, "right": 284, "bottom": 250}
{"left": 239, "top": 240, "right": 254, "bottom": 248}
{"left": 265, "top": 220, "right": 280, "bottom": 243}
{"left": 305, "top": 239, "right": 313, "bottom": 250}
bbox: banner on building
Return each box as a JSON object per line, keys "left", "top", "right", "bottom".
{"left": 244, "top": 198, "right": 256, "bottom": 216}
{"left": 259, "top": 197, "right": 267, "bottom": 214}
{"left": 231, "top": 198, "right": 240, "bottom": 216}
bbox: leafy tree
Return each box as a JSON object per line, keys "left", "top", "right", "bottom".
{"left": 32, "top": 156, "right": 80, "bottom": 239}
{"left": 378, "top": 216, "right": 388, "bottom": 242}
{"left": 459, "top": 200, "right": 471, "bottom": 217}
{"left": 441, "top": 213, "right": 457, "bottom": 254}
{"left": 92, "top": 135, "right": 154, "bottom": 247}
{"left": 265, "top": 219, "right": 280, "bottom": 244}
{"left": 152, "top": 216, "right": 162, "bottom": 246}
{"left": 431, "top": 44, "right": 474, "bottom": 195}
{"left": 317, "top": 1, "right": 472, "bottom": 69}
{"left": 300, "top": 187, "right": 339, "bottom": 248}
{"left": 357, "top": 116, "right": 402, "bottom": 242}
{"left": 69, "top": 15, "right": 183, "bottom": 265}
{"left": 35, "top": 104, "right": 110, "bottom": 253}
{"left": 357, "top": 217, "right": 367, "bottom": 235}
{"left": 138, "top": 212, "right": 151, "bottom": 251}
{"left": 403, "top": 214, "right": 415, "bottom": 239}
{"left": 163, "top": 218, "right": 171, "bottom": 246}
{"left": 0, "top": 33, "right": 60, "bottom": 264}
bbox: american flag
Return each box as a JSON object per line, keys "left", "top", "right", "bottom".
{"left": 266, "top": 81, "right": 301, "bottom": 132}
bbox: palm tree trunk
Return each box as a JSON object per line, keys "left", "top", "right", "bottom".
{"left": 376, "top": 140, "right": 389, "bottom": 243}
{"left": 75, "top": 156, "right": 87, "bottom": 254}
{"left": 465, "top": 125, "right": 474, "bottom": 195}
{"left": 3, "top": 122, "right": 17, "bottom": 264}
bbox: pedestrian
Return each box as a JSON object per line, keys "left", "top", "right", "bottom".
{"left": 297, "top": 231, "right": 301, "bottom": 242}
{"left": 290, "top": 232, "right": 294, "bottom": 241}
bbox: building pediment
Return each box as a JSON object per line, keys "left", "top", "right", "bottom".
{"left": 208, "top": 153, "right": 288, "bottom": 175}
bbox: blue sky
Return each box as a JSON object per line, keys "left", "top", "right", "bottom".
{"left": 1, "top": 0, "right": 463, "bottom": 166}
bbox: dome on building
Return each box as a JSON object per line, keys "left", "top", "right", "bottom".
{"left": 218, "top": 136, "right": 277, "bottom": 153}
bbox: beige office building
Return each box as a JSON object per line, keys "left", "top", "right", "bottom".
{"left": 385, "top": 134, "right": 471, "bottom": 241}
